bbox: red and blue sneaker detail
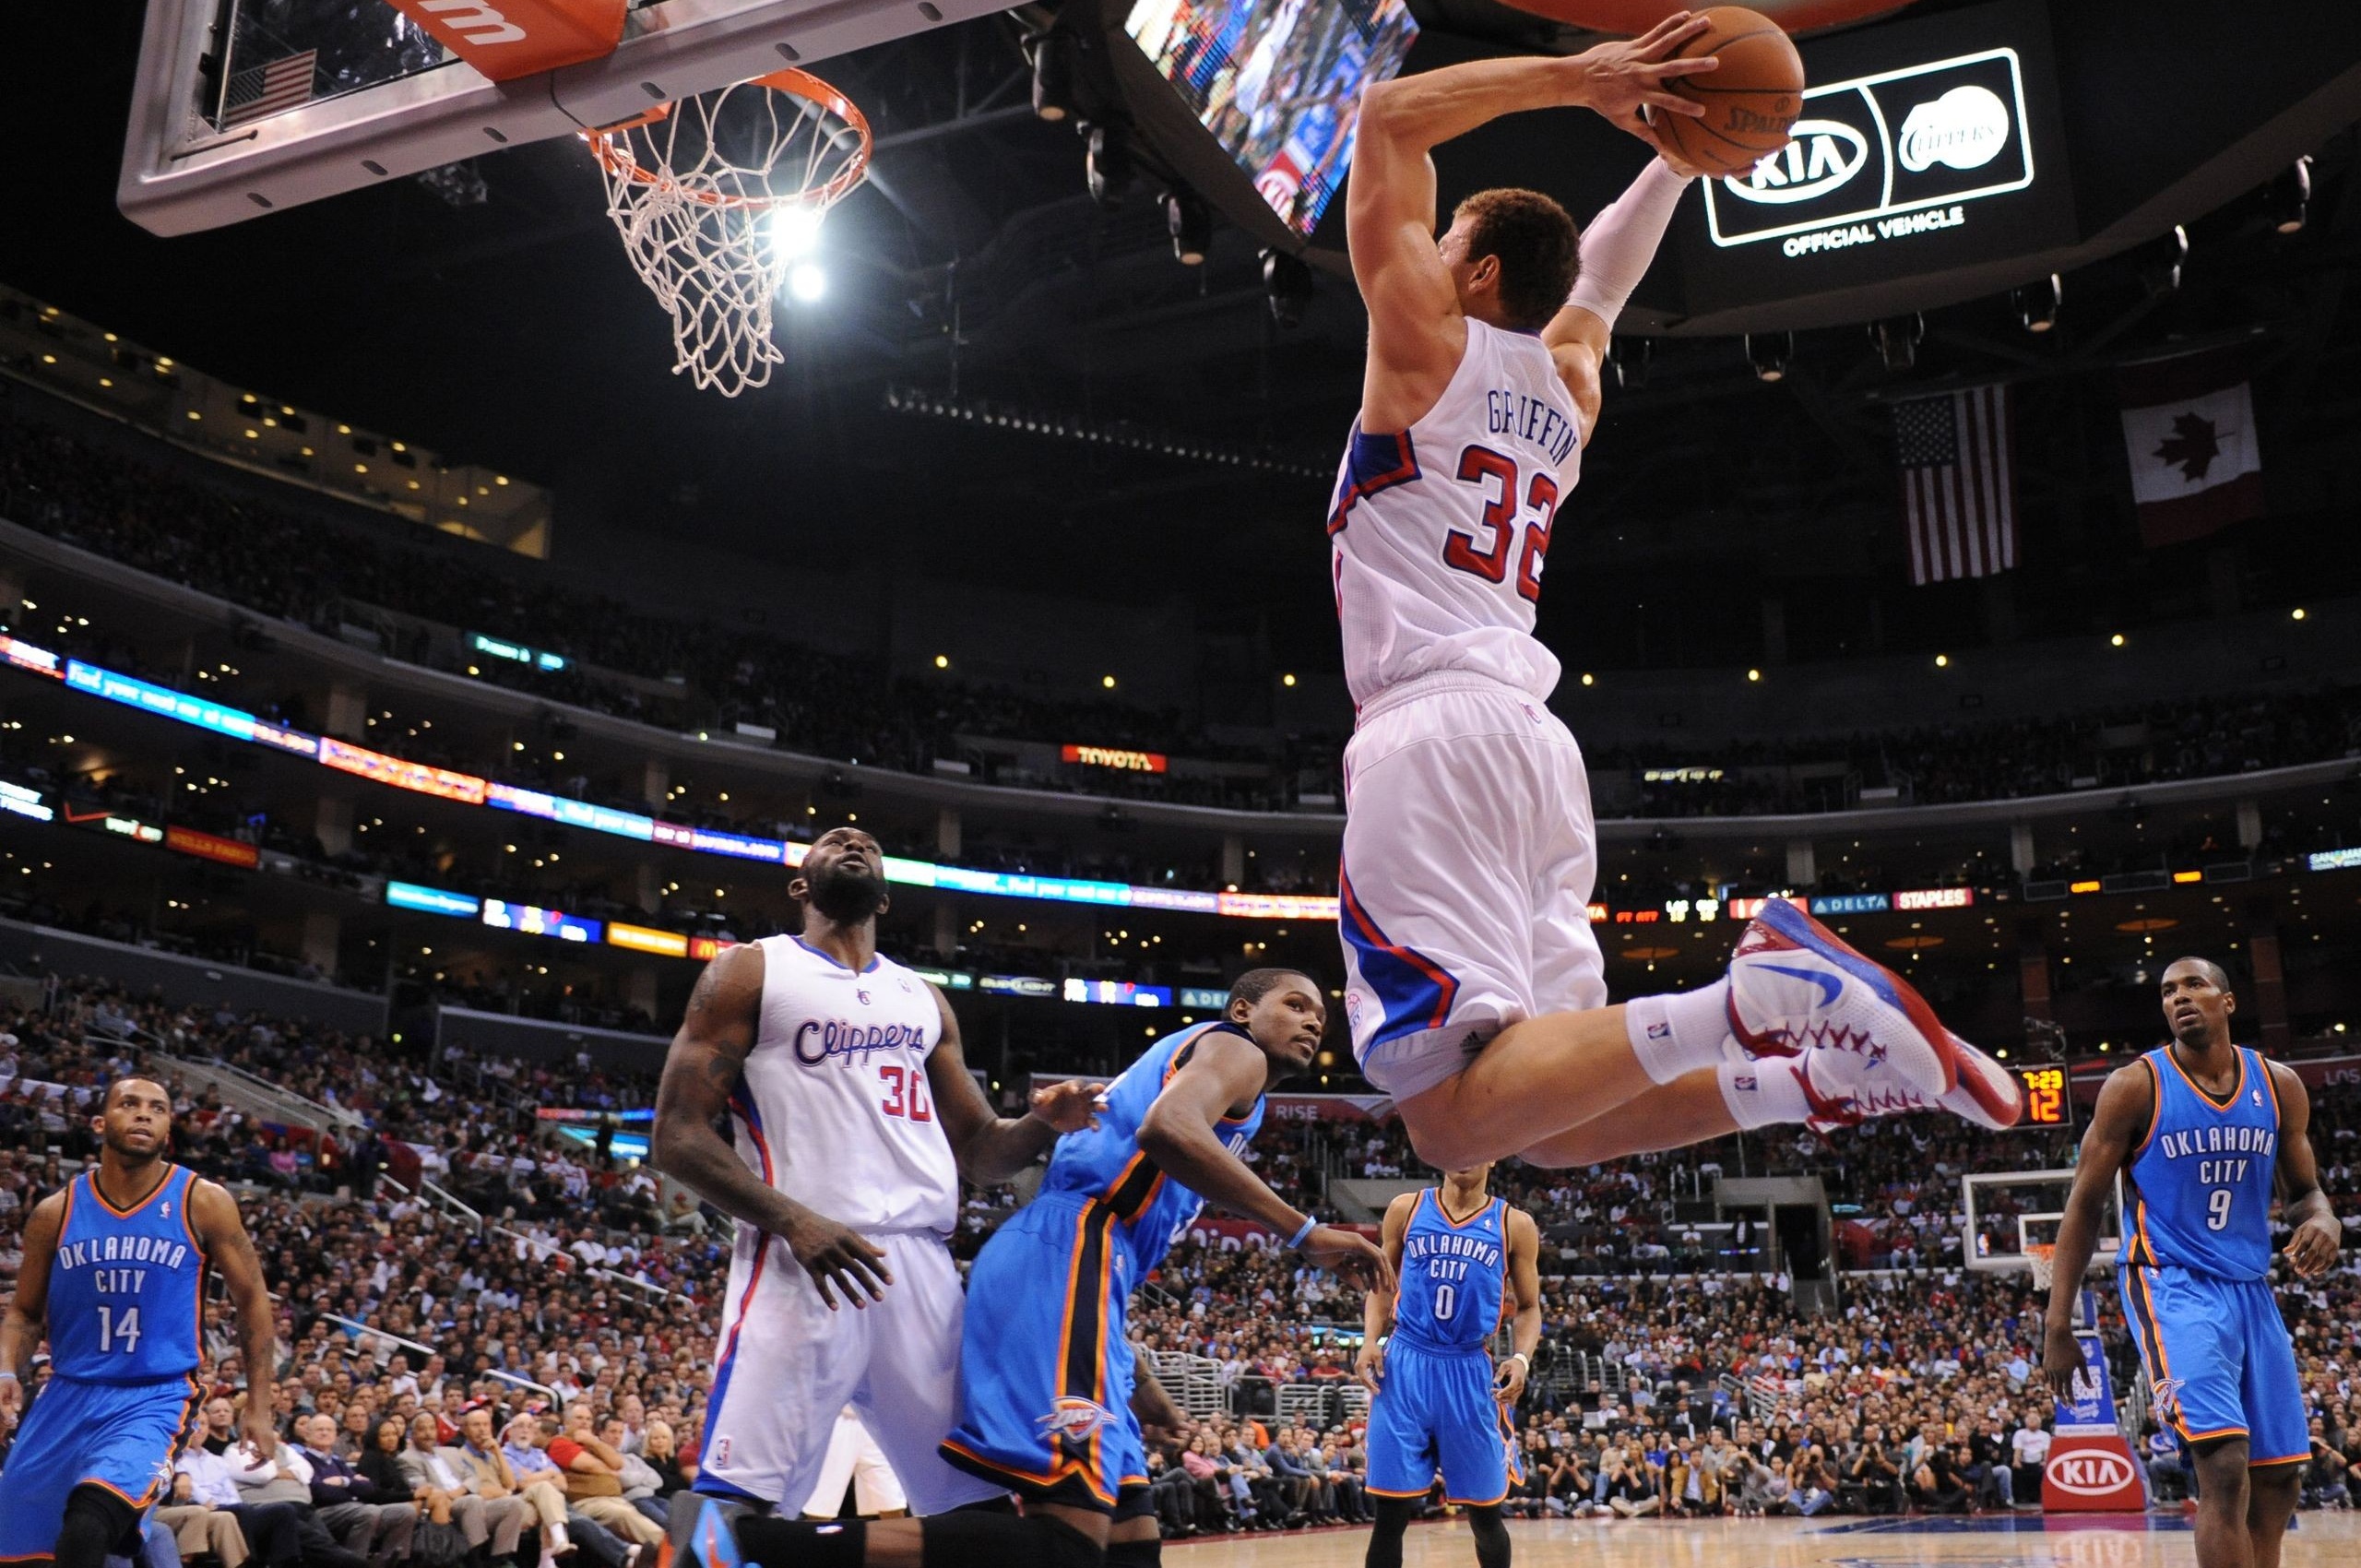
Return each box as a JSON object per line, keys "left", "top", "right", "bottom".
{"left": 1726, "top": 897, "right": 1962, "bottom": 1098}
{"left": 1801, "top": 1030, "right": 2024, "bottom": 1134}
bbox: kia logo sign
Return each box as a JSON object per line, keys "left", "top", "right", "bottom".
{"left": 1718, "top": 120, "right": 1869, "bottom": 205}
{"left": 2047, "top": 1453, "right": 2136, "bottom": 1495}
{"left": 1704, "top": 48, "right": 2034, "bottom": 251}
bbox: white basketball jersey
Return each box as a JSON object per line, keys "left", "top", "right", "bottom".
{"left": 729, "top": 934, "right": 958, "bottom": 1237}
{"left": 1329, "top": 317, "right": 1584, "bottom": 708}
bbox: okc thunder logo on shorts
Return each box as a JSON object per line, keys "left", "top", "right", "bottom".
{"left": 1038, "top": 1396, "right": 1112, "bottom": 1449}
{"left": 2148, "top": 1376, "right": 2186, "bottom": 1420}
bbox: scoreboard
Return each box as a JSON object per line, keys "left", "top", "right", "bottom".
{"left": 2013, "top": 1063, "right": 2072, "bottom": 1130}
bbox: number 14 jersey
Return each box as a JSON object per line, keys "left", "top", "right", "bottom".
{"left": 1328, "top": 317, "right": 1584, "bottom": 709}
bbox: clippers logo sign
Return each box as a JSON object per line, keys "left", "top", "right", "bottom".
{"left": 1703, "top": 49, "right": 2034, "bottom": 258}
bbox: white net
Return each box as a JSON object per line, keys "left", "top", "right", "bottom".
{"left": 584, "top": 69, "right": 871, "bottom": 397}
{"left": 2026, "top": 1242, "right": 2057, "bottom": 1292}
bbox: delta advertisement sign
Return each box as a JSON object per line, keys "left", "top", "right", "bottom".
{"left": 1703, "top": 48, "right": 2035, "bottom": 258}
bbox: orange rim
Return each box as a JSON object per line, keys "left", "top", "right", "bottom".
{"left": 583, "top": 68, "right": 872, "bottom": 208}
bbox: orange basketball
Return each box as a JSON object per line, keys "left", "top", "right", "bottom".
{"left": 1653, "top": 6, "right": 1804, "bottom": 178}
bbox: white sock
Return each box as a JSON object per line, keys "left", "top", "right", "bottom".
{"left": 1624, "top": 979, "right": 1734, "bottom": 1084}
{"left": 1717, "top": 1058, "right": 1810, "bottom": 1129}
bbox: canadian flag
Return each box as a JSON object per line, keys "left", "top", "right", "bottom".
{"left": 2118, "top": 346, "right": 2264, "bottom": 549}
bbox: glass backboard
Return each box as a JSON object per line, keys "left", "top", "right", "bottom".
{"left": 120, "top": 0, "right": 999, "bottom": 235}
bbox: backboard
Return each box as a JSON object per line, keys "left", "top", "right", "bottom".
{"left": 1963, "top": 1168, "right": 2123, "bottom": 1277}
{"left": 120, "top": 0, "right": 1000, "bottom": 236}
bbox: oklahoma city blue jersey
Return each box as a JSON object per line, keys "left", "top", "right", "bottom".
{"left": 1394, "top": 1189, "right": 1507, "bottom": 1353}
{"left": 2126, "top": 1046, "right": 2280, "bottom": 1281}
{"left": 1040, "top": 1021, "right": 1266, "bottom": 1274}
{"left": 49, "top": 1164, "right": 208, "bottom": 1381}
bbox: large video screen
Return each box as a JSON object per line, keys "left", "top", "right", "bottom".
{"left": 1123, "top": 0, "right": 1418, "bottom": 236}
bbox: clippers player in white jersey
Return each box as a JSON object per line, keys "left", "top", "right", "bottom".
{"left": 1334, "top": 13, "right": 2019, "bottom": 1173}
{"left": 650, "top": 826, "right": 1104, "bottom": 1525}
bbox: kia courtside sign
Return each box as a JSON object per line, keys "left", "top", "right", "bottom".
{"left": 1703, "top": 48, "right": 2034, "bottom": 255}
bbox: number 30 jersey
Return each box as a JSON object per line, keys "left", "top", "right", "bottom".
{"left": 48, "top": 1163, "right": 207, "bottom": 1382}
{"left": 733, "top": 934, "right": 958, "bottom": 1238}
{"left": 1394, "top": 1188, "right": 1507, "bottom": 1355}
{"left": 2125, "top": 1045, "right": 2280, "bottom": 1281}
{"left": 1328, "top": 317, "right": 1584, "bottom": 709}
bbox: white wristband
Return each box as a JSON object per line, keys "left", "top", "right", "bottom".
{"left": 0, "top": 1370, "right": 18, "bottom": 1382}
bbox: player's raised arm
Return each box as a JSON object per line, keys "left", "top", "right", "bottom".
{"left": 1539, "top": 152, "right": 1703, "bottom": 427}
{"left": 650, "top": 943, "right": 891, "bottom": 1309}
{"left": 1137, "top": 1027, "right": 1391, "bottom": 1290}
{"left": 2042, "top": 1064, "right": 2153, "bottom": 1396}
{"left": 1356, "top": 1192, "right": 1417, "bottom": 1391}
{"left": 1348, "top": 13, "right": 1714, "bottom": 432}
{"left": 1494, "top": 1206, "right": 1545, "bottom": 1405}
{"left": 2266, "top": 1061, "right": 2341, "bottom": 1277}
{"left": 0, "top": 1191, "right": 64, "bottom": 1420}
{"left": 922, "top": 987, "right": 1103, "bottom": 1183}
{"left": 190, "top": 1176, "right": 279, "bottom": 1456}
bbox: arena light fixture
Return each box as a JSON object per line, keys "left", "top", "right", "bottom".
{"left": 1165, "top": 190, "right": 1211, "bottom": 267}
{"left": 1869, "top": 315, "right": 1923, "bottom": 372}
{"left": 2011, "top": 274, "right": 2062, "bottom": 333}
{"left": 1086, "top": 124, "right": 1132, "bottom": 208}
{"left": 769, "top": 202, "right": 826, "bottom": 260}
{"left": 1745, "top": 332, "right": 1791, "bottom": 383}
{"left": 1029, "top": 30, "right": 1076, "bottom": 124}
{"left": 786, "top": 263, "right": 827, "bottom": 303}
{"left": 1263, "top": 249, "right": 1314, "bottom": 328}
{"left": 1609, "top": 338, "right": 1650, "bottom": 390}
{"left": 2138, "top": 227, "right": 2189, "bottom": 298}
{"left": 2269, "top": 158, "right": 2311, "bottom": 235}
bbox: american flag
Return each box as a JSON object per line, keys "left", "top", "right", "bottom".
{"left": 1892, "top": 385, "right": 2018, "bottom": 586}
{"left": 221, "top": 51, "right": 318, "bottom": 128}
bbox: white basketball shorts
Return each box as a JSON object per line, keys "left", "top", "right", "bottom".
{"left": 1338, "top": 672, "right": 1606, "bottom": 1101}
{"left": 696, "top": 1228, "right": 1006, "bottom": 1515}
{"left": 801, "top": 1406, "right": 909, "bottom": 1517}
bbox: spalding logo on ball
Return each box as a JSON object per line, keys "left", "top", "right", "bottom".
{"left": 1638, "top": 6, "right": 1810, "bottom": 179}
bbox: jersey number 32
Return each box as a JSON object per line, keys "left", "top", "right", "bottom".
{"left": 1445, "top": 445, "right": 1557, "bottom": 604}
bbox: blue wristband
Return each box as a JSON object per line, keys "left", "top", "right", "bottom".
{"left": 1287, "top": 1216, "right": 1320, "bottom": 1251}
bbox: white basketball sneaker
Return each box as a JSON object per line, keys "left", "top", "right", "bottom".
{"left": 1726, "top": 897, "right": 1961, "bottom": 1097}
{"left": 1800, "top": 1030, "right": 2025, "bottom": 1134}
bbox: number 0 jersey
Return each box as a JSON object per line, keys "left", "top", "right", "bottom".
{"left": 48, "top": 1163, "right": 207, "bottom": 1383}
{"left": 2125, "top": 1045, "right": 2281, "bottom": 1281}
{"left": 730, "top": 934, "right": 958, "bottom": 1238}
{"left": 1394, "top": 1188, "right": 1508, "bottom": 1355}
{"left": 1329, "top": 317, "right": 1584, "bottom": 709}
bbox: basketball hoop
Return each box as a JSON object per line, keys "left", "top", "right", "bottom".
{"left": 583, "top": 69, "right": 872, "bottom": 396}
{"left": 2025, "top": 1241, "right": 2058, "bottom": 1291}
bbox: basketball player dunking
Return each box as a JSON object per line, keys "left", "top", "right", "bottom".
{"left": 650, "top": 826, "right": 1104, "bottom": 1532}
{"left": 2044, "top": 957, "right": 2340, "bottom": 1568}
{"left": 1357, "top": 1164, "right": 1539, "bottom": 1568}
{"left": 1331, "top": 11, "right": 2021, "bottom": 1171}
{"left": 0, "top": 1077, "right": 279, "bottom": 1568}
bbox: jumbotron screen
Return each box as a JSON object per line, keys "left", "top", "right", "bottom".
{"left": 1123, "top": 0, "right": 1418, "bottom": 235}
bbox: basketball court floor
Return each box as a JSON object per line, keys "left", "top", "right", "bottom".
{"left": 1165, "top": 1513, "right": 2361, "bottom": 1567}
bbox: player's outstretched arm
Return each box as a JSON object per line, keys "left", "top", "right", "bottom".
{"left": 2268, "top": 1062, "right": 2341, "bottom": 1277}
{"left": 191, "top": 1176, "right": 279, "bottom": 1456}
{"left": 0, "top": 1191, "right": 63, "bottom": 1420}
{"left": 1495, "top": 1206, "right": 1545, "bottom": 1406}
{"left": 651, "top": 944, "right": 892, "bottom": 1309}
{"left": 1356, "top": 1193, "right": 1416, "bottom": 1391}
{"left": 1138, "top": 1030, "right": 1391, "bottom": 1291}
{"left": 922, "top": 987, "right": 1103, "bottom": 1183}
{"left": 1348, "top": 13, "right": 1714, "bottom": 433}
{"left": 2041, "top": 1065, "right": 2152, "bottom": 1396}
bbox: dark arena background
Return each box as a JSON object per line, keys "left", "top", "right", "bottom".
{"left": 0, "top": 0, "right": 2358, "bottom": 1563}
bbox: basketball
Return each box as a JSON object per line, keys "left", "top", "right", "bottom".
{"left": 1653, "top": 6, "right": 1805, "bottom": 178}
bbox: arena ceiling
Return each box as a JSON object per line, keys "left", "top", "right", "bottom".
{"left": 8, "top": 2, "right": 2361, "bottom": 683}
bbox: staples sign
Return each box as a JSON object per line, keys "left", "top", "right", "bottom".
{"left": 1703, "top": 48, "right": 2033, "bottom": 256}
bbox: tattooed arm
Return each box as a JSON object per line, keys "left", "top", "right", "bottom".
{"left": 650, "top": 944, "right": 893, "bottom": 1308}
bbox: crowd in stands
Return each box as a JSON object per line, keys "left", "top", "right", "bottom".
{"left": 5, "top": 408, "right": 2360, "bottom": 827}
{"left": 0, "top": 972, "right": 2355, "bottom": 1561}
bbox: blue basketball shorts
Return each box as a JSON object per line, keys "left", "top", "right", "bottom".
{"left": 2120, "top": 1265, "right": 2308, "bottom": 1466}
{"left": 1362, "top": 1338, "right": 1521, "bottom": 1506}
{"left": 0, "top": 1372, "right": 203, "bottom": 1559}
